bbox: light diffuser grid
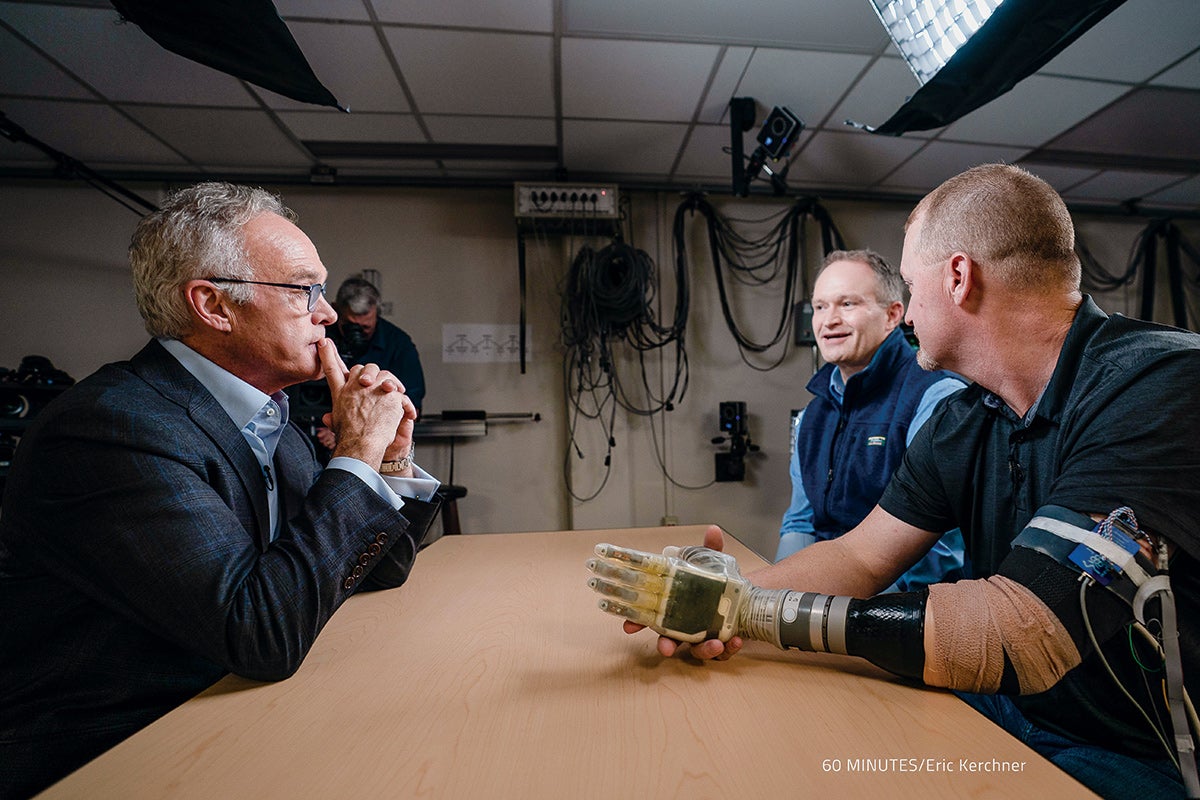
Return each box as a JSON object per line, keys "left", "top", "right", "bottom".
{"left": 869, "top": 0, "right": 1005, "bottom": 84}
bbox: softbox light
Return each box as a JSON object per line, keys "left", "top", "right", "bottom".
{"left": 863, "top": 0, "right": 1128, "bottom": 135}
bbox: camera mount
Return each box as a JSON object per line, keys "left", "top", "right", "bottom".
{"left": 729, "top": 99, "right": 803, "bottom": 197}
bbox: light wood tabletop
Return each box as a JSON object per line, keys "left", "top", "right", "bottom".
{"left": 40, "top": 525, "right": 1097, "bottom": 799}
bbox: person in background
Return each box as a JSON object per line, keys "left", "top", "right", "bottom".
{"left": 779, "top": 249, "right": 966, "bottom": 591}
{"left": 315, "top": 277, "right": 427, "bottom": 457}
{"left": 328, "top": 277, "right": 425, "bottom": 415}
{"left": 0, "top": 182, "right": 440, "bottom": 799}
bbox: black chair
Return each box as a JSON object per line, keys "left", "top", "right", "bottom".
{"left": 436, "top": 484, "right": 468, "bottom": 535}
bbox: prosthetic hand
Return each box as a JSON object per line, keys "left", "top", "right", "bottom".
{"left": 586, "top": 543, "right": 784, "bottom": 644}
{"left": 586, "top": 541, "right": 927, "bottom": 680}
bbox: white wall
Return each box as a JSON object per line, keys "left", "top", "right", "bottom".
{"left": 1, "top": 180, "right": 1194, "bottom": 559}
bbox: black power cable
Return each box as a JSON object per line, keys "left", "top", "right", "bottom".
{"left": 674, "top": 192, "right": 844, "bottom": 370}
{"left": 560, "top": 226, "right": 690, "bottom": 501}
{"left": 1082, "top": 219, "right": 1200, "bottom": 330}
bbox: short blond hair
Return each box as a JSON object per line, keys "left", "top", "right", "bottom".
{"left": 906, "top": 163, "right": 1080, "bottom": 292}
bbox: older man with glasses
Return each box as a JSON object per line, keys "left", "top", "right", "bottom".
{"left": 0, "top": 182, "right": 442, "bottom": 799}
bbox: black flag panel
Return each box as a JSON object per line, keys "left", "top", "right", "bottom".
{"left": 109, "top": 0, "right": 344, "bottom": 110}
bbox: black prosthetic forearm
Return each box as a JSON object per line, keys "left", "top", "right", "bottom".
{"left": 738, "top": 587, "right": 928, "bottom": 681}
{"left": 842, "top": 590, "right": 928, "bottom": 680}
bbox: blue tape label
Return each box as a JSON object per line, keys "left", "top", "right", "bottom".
{"left": 1067, "top": 524, "right": 1140, "bottom": 586}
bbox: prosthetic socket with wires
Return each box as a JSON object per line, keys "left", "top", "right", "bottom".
{"left": 587, "top": 505, "right": 1198, "bottom": 795}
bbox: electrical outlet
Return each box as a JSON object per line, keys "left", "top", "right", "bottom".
{"left": 794, "top": 300, "right": 816, "bottom": 346}
{"left": 514, "top": 182, "right": 619, "bottom": 219}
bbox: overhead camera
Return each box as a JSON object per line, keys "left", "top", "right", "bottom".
{"left": 744, "top": 106, "right": 803, "bottom": 195}
{"left": 729, "top": 99, "right": 804, "bottom": 197}
{"left": 756, "top": 106, "right": 803, "bottom": 160}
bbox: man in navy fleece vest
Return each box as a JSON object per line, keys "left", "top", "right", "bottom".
{"left": 778, "top": 250, "right": 965, "bottom": 591}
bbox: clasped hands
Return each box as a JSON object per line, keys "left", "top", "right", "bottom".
{"left": 586, "top": 525, "right": 748, "bottom": 660}
{"left": 317, "top": 338, "right": 416, "bottom": 471}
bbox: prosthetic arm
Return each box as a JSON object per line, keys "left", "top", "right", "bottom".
{"left": 587, "top": 540, "right": 932, "bottom": 680}
{"left": 586, "top": 506, "right": 1154, "bottom": 692}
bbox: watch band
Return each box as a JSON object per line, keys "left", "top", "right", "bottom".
{"left": 379, "top": 445, "right": 414, "bottom": 474}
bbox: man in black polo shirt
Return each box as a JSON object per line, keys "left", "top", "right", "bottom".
{"left": 589, "top": 164, "right": 1200, "bottom": 800}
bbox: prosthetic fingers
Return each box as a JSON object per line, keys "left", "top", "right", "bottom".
{"left": 586, "top": 535, "right": 1082, "bottom": 691}
{"left": 586, "top": 544, "right": 751, "bottom": 643}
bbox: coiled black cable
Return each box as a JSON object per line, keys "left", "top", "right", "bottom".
{"left": 674, "top": 192, "right": 844, "bottom": 370}
{"left": 561, "top": 236, "right": 690, "bottom": 500}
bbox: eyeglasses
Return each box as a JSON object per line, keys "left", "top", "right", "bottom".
{"left": 205, "top": 278, "right": 327, "bottom": 312}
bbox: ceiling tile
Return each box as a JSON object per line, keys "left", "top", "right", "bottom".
{"left": 277, "top": 111, "right": 425, "bottom": 142}
{"left": 0, "top": 23, "right": 92, "bottom": 99}
{"left": 735, "top": 49, "right": 873, "bottom": 129}
{"left": 1062, "top": 169, "right": 1191, "bottom": 203}
{"left": 267, "top": 21, "right": 409, "bottom": 113}
{"left": 1042, "top": 87, "right": 1200, "bottom": 163}
{"left": 790, "top": 129, "right": 924, "bottom": 187}
{"left": 698, "top": 47, "right": 754, "bottom": 124}
{"left": 562, "top": 38, "right": 721, "bottom": 121}
{"left": 940, "top": 76, "right": 1130, "bottom": 148}
{"left": 563, "top": 119, "right": 686, "bottom": 175}
{"left": 1014, "top": 163, "right": 1104, "bottom": 194}
{"left": 1152, "top": 51, "right": 1200, "bottom": 89}
{"left": 0, "top": 0, "right": 1195, "bottom": 203}
{"left": 1, "top": 98, "right": 185, "bottom": 165}
{"left": 879, "top": 141, "right": 1029, "bottom": 192}
{"left": 275, "top": 0, "right": 371, "bottom": 22}
{"left": 126, "top": 107, "right": 310, "bottom": 168}
{"left": 384, "top": 28, "right": 554, "bottom": 116}
{"left": 423, "top": 115, "right": 556, "bottom": 145}
{"left": 829, "top": 56, "right": 925, "bottom": 134}
{"left": 1143, "top": 174, "right": 1200, "bottom": 208}
{"left": 0, "top": 3, "right": 254, "bottom": 106}
{"left": 373, "top": 0, "right": 553, "bottom": 32}
{"left": 1039, "top": 0, "right": 1200, "bottom": 83}
{"left": 563, "top": 0, "right": 888, "bottom": 51}
{"left": 674, "top": 124, "right": 754, "bottom": 180}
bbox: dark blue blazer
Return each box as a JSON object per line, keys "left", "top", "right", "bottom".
{"left": 0, "top": 340, "right": 439, "bottom": 798}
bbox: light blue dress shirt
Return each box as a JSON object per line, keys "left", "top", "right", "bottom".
{"left": 161, "top": 339, "right": 438, "bottom": 540}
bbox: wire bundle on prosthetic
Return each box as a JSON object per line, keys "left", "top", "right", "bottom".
{"left": 561, "top": 238, "right": 689, "bottom": 500}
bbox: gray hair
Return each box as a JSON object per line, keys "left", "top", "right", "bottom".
{"left": 335, "top": 277, "right": 381, "bottom": 316}
{"left": 129, "top": 182, "right": 296, "bottom": 339}
{"left": 816, "top": 249, "right": 905, "bottom": 306}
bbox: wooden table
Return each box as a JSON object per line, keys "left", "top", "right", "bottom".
{"left": 41, "top": 526, "right": 1097, "bottom": 798}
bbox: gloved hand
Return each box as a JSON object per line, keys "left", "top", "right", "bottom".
{"left": 586, "top": 543, "right": 752, "bottom": 643}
